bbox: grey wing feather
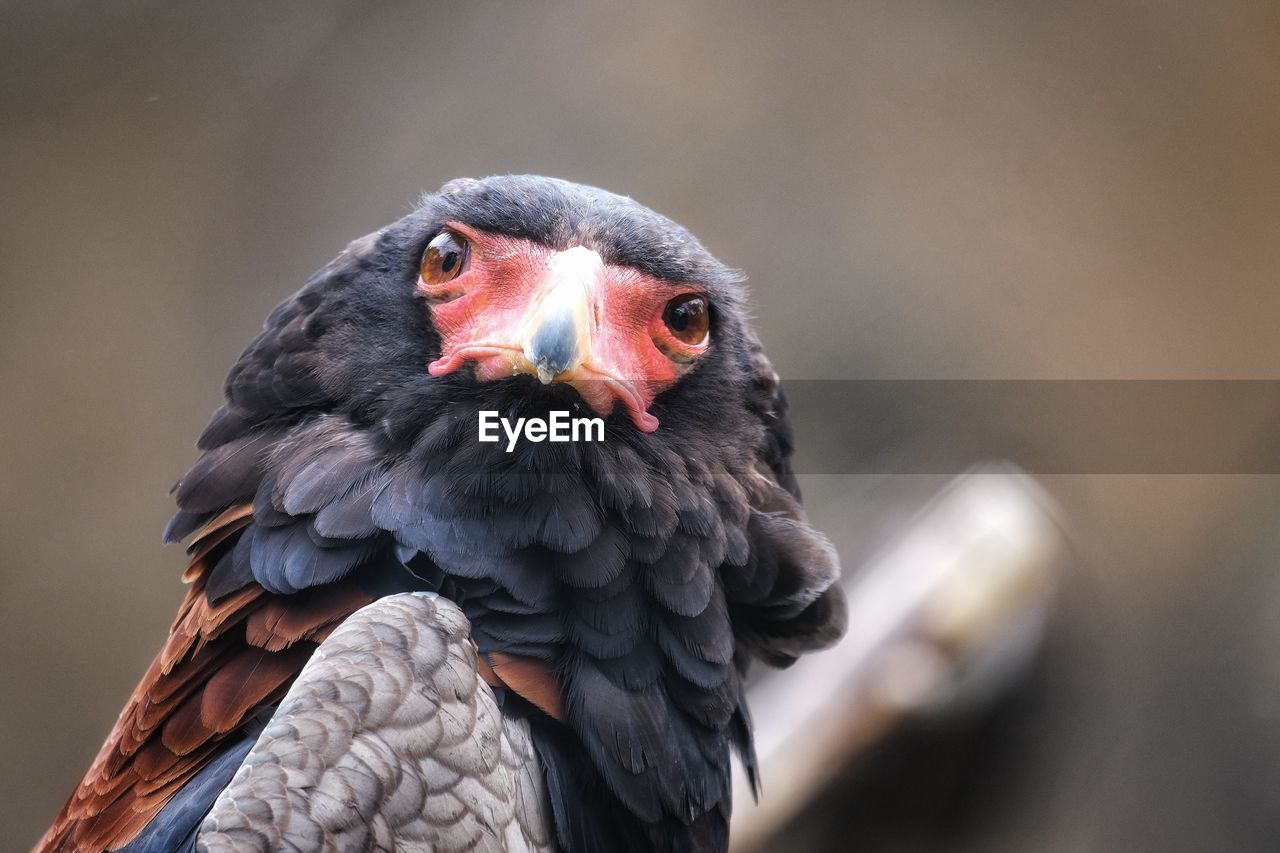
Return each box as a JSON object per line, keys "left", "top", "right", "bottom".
{"left": 196, "top": 593, "right": 557, "bottom": 853}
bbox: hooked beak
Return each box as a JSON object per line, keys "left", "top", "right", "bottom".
{"left": 518, "top": 246, "right": 597, "bottom": 384}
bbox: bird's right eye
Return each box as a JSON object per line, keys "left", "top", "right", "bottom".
{"left": 420, "top": 230, "right": 470, "bottom": 287}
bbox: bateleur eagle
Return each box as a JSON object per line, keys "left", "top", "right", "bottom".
{"left": 38, "top": 175, "right": 847, "bottom": 853}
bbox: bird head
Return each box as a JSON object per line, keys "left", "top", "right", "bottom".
{"left": 407, "top": 176, "right": 746, "bottom": 435}
{"left": 421, "top": 229, "right": 706, "bottom": 434}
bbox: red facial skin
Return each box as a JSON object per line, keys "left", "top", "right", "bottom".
{"left": 420, "top": 222, "right": 709, "bottom": 433}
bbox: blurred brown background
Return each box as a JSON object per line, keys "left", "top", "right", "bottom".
{"left": 2, "top": 1, "right": 1278, "bottom": 849}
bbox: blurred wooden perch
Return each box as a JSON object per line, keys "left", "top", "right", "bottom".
{"left": 731, "top": 464, "right": 1066, "bottom": 852}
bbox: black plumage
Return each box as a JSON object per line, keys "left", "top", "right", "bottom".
{"left": 46, "top": 175, "right": 845, "bottom": 853}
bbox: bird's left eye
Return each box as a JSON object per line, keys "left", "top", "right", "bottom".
{"left": 662, "top": 294, "right": 710, "bottom": 347}
{"left": 421, "top": 230, "right": 470, "bottom": 287}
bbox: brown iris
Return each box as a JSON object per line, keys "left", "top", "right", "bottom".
{"left": 420, "top": 230, "right": 470, "bottom": 286}
{"left": 662, "top": 294, "right": 710, "bottom": 346}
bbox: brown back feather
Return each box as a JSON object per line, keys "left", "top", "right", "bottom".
{"left": 35, "top": 507, "right": 374, "bottom": 853}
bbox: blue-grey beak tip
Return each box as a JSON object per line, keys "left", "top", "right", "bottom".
{"left": 528, "top": 311, "right": 579, "bottom": 384}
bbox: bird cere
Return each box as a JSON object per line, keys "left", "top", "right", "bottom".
{"left": 40, "top": 175, "right": 845, "bottom": 853}
{"left": 478, "top": 409, "right": 605, "bottom": 451}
